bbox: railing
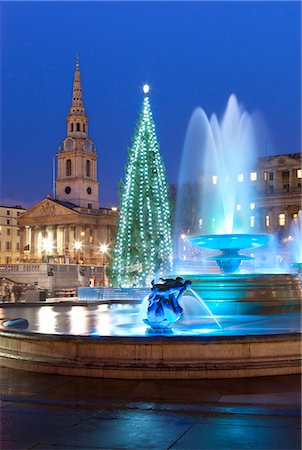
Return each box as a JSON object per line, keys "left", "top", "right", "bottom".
{"left": 0, "top": 264, "right": 45, "bottom": 272}
{"left": 0, "top": 263, "right": 103, "bottom": 275}
{"left": 78, "top": 287, "right": 149, "bottom": 301}
{"left": 256, "top": 187, "right": 301, "bottom": 196}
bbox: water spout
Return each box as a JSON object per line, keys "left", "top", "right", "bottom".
{"left": 187, "top": 288, "right": 222, "bottom": 329}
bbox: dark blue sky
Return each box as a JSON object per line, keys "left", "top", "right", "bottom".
{"left": 1, "top": 1, "right": 301, "bottom": 208}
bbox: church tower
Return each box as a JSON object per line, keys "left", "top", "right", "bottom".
{"left": 56, "top": 57, "right": 99, "bottom": 209}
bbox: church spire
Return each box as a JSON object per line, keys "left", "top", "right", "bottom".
{"left": 66, "top": 55, "right": 88, "bottom": 139}
{"left": 57, "top": 57, "right": 99, "bottom": 209}
{"left": 70, "top": 55, "right": 85, "bottom": 116}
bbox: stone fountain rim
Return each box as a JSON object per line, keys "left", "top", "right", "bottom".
{"left": 0, "top": 325, "right": 300, "bottom": 343}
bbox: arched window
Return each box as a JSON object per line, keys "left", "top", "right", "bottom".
{"left": 86, "top": 160, "right": 91, "bottom": 177}
{"left": 83, "top": 123, "right": 86, "bottom": 132}
{"left": 76, "top": 123, "right": 80, "bottom": 132}
{"left": 66, "top": 159, "right": 72, "bottom": 177}
{"left": 70, "top": 123, "right": 74, "bottom": 132}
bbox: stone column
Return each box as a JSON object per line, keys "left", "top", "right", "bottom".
{"left": 19, "top": 227, "right": 25, "bottom": 261}
{"left": 64, "top": 225, "right": 70, "bottom": 255}
{"left": 74, "top": 225, "right": 82, "bottom": 263}
{"left": 30, "top": 227, "right": 36, "bottom": 261}
{"left": 85, "top": 226, "right": 91, "bottom": 263}
{"left": 49, "top": 225, "right": 58, "bottom": 256}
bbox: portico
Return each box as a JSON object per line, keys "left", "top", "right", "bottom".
{"left": 18, "top": 199, "right": 116, "bottom": 265}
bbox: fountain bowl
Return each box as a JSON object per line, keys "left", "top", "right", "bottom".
{"left": 186, "top": 234, "right": 271, "bottom": 273}
{"left": 187, "top": 233, "right": 270, "bottom": 250}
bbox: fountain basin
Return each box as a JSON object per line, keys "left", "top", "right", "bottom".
{"left": 187, "top": 234, "right": 270, "bottom": 250}
{"left": 178, "top": 273, "right": 302, "bottom": 316}
{"left": 0, "top": 325, "right": 300, "bottom": 379}
{"left": 0, "top": 301, "right": 300, "bottom": 379}
{"left": 187, "top": 234, "right": 271, "bottom": 273}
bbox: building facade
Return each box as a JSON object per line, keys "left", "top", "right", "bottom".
{"left": 176, "top": 152, "right": 301, "bottom": 264}
{"left": 18, "top": 58, "right": 117, "bottom": 265}
{"left": 0, "top": 205, "right": 26, "bottom": 264}
{"left": 256, "top": 153, "right": 301, "bottom": 237}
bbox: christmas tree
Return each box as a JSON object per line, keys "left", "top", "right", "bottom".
{"left": 111, "top": 85, "right": 173, "bottom": 287}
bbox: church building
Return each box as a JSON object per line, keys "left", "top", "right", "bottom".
{"left": 18, "top": 58, "right": 117, "bottom": 265}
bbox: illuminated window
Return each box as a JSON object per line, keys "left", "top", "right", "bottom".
{"left": 250, "top": 172, "right": 257, "bottom": 181}
{"left": 212, "top": 175, "right": 218, "bottom": 185}
{"left": 66, "top": 159, "right": 72, "bottom": 176}
{"left": 293, "top": 213, "right": 298, "bottom": 222}
{"left": 297, "top": 169, "right": 302, "bottom": 178}
{"left": 199, "top": 218, "right": 203, "bottom": 228}
{"left": 265, "top": 215, "right": 270, "bottom": 227}
{"left": 250, "top": 216, "right": 255, "bottom": 227}
{"left": 237, "top": 174, "right": 244, "bottom": 182}
{"left": 250, "top": 203, "right": 255, "bottom": 210}
{"left": 264, "top": 172, "right": 268, "bottom": 181}
{"left": 278, "top": 213, "right": 286, "bottom": 226}
{"left": 236, "top": 204, "right": 241, "bottom": 211}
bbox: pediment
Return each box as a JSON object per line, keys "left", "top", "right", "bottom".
{"left": 260, "top": 154, "right": 300, "bottom": 169}
{"left": 19, "top": 198, "right": 79, "bottom": 221}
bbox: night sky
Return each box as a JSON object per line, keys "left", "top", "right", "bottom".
{"left": 1, "top": 1, "right": 301, "bottom": 209}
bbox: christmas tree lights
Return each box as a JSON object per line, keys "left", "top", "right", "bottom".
{"left": 111, "top": 86, "right": 173, "bottom": 287}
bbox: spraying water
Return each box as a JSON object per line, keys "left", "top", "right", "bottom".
{"left": 175, "top": 95, "right": 266, "bottom": 236}
{"left": 188, "top": 288, "right": 222, "bottom": 329}
{"left": 289, "top": 210, "right": 302, "bottom": 263}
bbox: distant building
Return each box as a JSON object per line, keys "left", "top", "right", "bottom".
{"left": 18, "top": 58, "right": 117, "bottom": 265}
{"left": 256, "top": 153, "right": 301, "bottom": 237}
{"left": 176, "top": 152, "right": 301, "bottom": 262}
{"left": 0, "top": 205, "right": 26, "bottom": 264}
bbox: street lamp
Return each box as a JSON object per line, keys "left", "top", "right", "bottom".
{"left": 99, "top": 243, "right": 109, "bottom": 286}
{"left": 74, "top": 240, "right": 82, "bottom": 263}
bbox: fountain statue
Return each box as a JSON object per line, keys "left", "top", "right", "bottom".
{"left": 144, "top": 277, "right": 192, "bottom": 329}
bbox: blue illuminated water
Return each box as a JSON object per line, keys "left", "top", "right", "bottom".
{"left": 1, "top": 303, "right": 300, "bottom": 337}
{"left": 289, "top": 210, "right": 302, "bottom": 264}
{"left": 175, "top": 95, "right": 265, "bottom": 237}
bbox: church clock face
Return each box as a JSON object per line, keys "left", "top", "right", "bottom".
{"left": 65, "top": 186, "right": 71, "bottom": 194}
{"left": 87, "top": 187, "right": 92, "bottom": 195}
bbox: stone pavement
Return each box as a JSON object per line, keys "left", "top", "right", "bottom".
{"left": 0, "top": 367, "right": 300, "bottom": 450}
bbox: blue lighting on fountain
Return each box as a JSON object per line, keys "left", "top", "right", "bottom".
{"left": 289, "top": 210, "right": 302, "bottom": 272}
{"left": 175, "top": 94, "right": 270, "bottom": 273}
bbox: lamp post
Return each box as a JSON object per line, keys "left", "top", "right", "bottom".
{"left": 99, "top": 243, "right": 109, "bottom": 286}
{"left": 74, "top": 240, "right": 82, "bottom": 264}
{"left": 41, "top": 237, "right": 54, "bottom": 263}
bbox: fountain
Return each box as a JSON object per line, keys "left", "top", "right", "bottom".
{"left": 289, "top": 210, "right": 302, "bottom": 272}
{"left": 0, "top": 95, "right": 300, "bottom": 379}
{"left": 174, "top": 95, "right": 301, "bottom": 316}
